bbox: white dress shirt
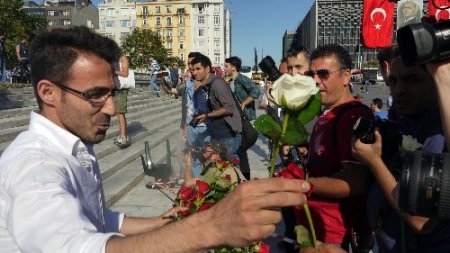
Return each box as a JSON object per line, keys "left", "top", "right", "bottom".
{"left": 0, "top": 112, "right": 124, "bottom": 252}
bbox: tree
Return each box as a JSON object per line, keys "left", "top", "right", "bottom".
{"left": 121, "top": 28, "right": 184, "bottom": 71}
{"left": 0, "top": 0, "right": 47, "bottom": 68}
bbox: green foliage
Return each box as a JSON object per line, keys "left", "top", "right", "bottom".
{"left": 281, "top": 117, "right": 308, "bottom": 145}
{"left": 0, "top": 0, "right": 47, "bottom": 69}
{"left": 254, "top": 114, "right": 282, "bottom": 141}
{"left": 121, "top": 28, "right": 184, "bottom": 71}
{"left": 297, "top": 93, "right": 321, "bottom": 125}
{"left": 295, "top": 225, "right": 313, "bottom": 248}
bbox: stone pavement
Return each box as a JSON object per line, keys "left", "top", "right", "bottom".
{"left": 110, "top": 83, "right": 390, "bottom": 252}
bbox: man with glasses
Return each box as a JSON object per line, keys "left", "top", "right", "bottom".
{"left": 296, "top": 44, "right": 374, "bottom": 251}
{"left": 0, "top": 26, "right": 311, "bottom": 253}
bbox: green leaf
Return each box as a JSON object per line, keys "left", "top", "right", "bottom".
{"left": 295, "top": 225, "right": 313, "bottom": 248}
{"left": 281, "top": 121, "right": 308, "bottom": 145}
{"left": 297, "top": 93, "right": 322, "bottom": 125}
{"left": 254, "top": 114, "right": 282, "bottom": 140}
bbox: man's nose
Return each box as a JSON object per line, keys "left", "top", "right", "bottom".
{"left": 102, "top": 95, "right": 116, "bottom": 116}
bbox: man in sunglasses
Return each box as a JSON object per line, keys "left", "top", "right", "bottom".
{"left": 0, "top": 26, "right": 311, "bottom": 253}
{"left": 296, "top": 44, "right": 374, "bottom": 251}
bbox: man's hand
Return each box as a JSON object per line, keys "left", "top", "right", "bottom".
{"left": 195, "top": 114, "right": 208, "bottom": 124}
{"left": 206, "top": 178, "right": 310, "bottom": 247}
{"left": 351, "top": 130, "right": 382, "bottom": 166}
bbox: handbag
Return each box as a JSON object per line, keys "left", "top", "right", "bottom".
{"left": 229, "top": 87, "right": 258, "bottom": 150}
{"left": 118, "top": 70, "right": 135, "bottom": 89}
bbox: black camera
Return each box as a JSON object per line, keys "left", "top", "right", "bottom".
{"left": 399, "top": 151, "right": 450, "bottom": 219}
{"left": 258, "top": 56, "right": 282, "bottom": 82}
{"left": 397, "top": 19, "right": 450, "bottom": 66}
{"left": 189, "top": 110, "right": 204, "bottom": 128}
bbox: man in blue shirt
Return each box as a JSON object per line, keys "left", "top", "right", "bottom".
{"left": 148, "top": 54, "right": 161, "bottom": 97}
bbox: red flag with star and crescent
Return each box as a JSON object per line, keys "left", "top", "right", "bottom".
{"left": 361, "top": 0, "right": 396, "bottom": 48}
{"left": 429, "top": 0, "right": 450, "bottom": 22}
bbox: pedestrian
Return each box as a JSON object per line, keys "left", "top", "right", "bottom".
{"left": 148, "top": 54, "right": 161, "bottom": 97}
{"left": 0, "top": 32, "right": 6, "bottom": 82}
{"left": 16, "top": 35, "right": 30, "bottom": 83}
{"left": 113, "top": 54, "right": 131, "bottom": 147}
{"left": 0, "top": 26, "right": 311, "bottom": 253}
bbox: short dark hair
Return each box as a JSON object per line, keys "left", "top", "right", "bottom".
{"left": 188, "top": 52, "right": 202, "bottom": 59}
{"left": 190, "top": 54, "right": 212, "bottom": 70}
{"left": 287, "top": 43, "right": 310, "bottom": 59}
{"left": 225, "top": 56, "right": 242, "bottom": 71}
{"left": 310, "top": 44, "right": 352, "bottom": 70}
{"left": 30, "top": 26, "right": 120, "bottom": 108}
{"left": 207, "top": 140, "right": 229, "bottom": 161}
{"left": 372, "top": 98, "right": 383, "bottom": 109}
{"left": 377, "top": 47, "right": 394, "bottom": 66}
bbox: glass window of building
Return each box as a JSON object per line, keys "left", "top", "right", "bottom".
{"left": 156, "top": 17, "right": 161, "bottom": 26}
{"left": 120, "top": 20, "right": 131, "bottom": 28}
{"left": 214, "top": 16, "right": 220, "bottom": 25}
{"left": 100, "top": 21, "right": 105, "bottom": 29}
{"left": 180, "top": 53, "right": 184, "bottom": 61}
{"left": 156, "top": 30, "right": 161, "bottom": 38}
{"left": 105, "top": 21, "right": 114, "bottom": 28}
{"left": 143, "top": 6, "right": 149, "bottom": 15}
{"left": 63, "top": 20, "right": 71, "bottom": 25}
{"left": 179, "top": 41, "right": 184, "bottom": 49}
{"left": 48, "top": 10, "right": 55, "bottom": 16}
{"left": 199, "top": 29, "right": 205, "bottom": 36}
{"left": 167, "top": 17, "right": 172, "bottom": 26}
{"left": 198, "top": 16, "right": 205, "bottom": 24}
{"left": 214, "top": 29, "right": 220, "bottom": 38}
{"left": 167, "top": 41, "right": 172, "bottom": 49}
{"left": 178, "top": 16, "right": 184, "bottom": 24}
{"left": 214, "top": 53, "right": 220, "bottom": 63}
{"left": 143, "top": 19, "right": 147, "bottom": 25}
{"left": 63, "top": 10, "right": 70, "bottom": 16}
{"left": 167, "top": 29, "right": 172, "bottom": 38}
{"left": 156, "top": 6, "right": 161, "bottom": 14}
{"left": 198, "top": 4, "right": 205, "bottom": 13}
{"left": 179, "top": 28, "right": 185, "bottom": 37}
{"left": 213, "top": 4, "right": 219, "bottom": 13}
{"left": 166, "top": 5, "right": 171, "bottom": 13}
{"left": 100, "top": 9, "right": 105, "bottom": 16}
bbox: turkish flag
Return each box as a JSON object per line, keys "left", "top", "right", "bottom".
{"left": 429, "top": 0, "right": 450, "bottom": 21}
{"left": 361, "top": 0, "right": 396, "bottom": 48}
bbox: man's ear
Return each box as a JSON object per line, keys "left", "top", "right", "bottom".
{"left": 342, "top": 69, "right": 351, "bottom": 86}
{"left": 37, "top": 80, "right": 59, "bottom": 106}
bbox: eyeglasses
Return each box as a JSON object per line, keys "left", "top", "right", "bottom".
{"left": 52, "top": 81, "right": 118, "bottom": 106}
{"left": 304, "top": 69, "right": 342, "bottom": 80}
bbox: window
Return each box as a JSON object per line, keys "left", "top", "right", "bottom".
{"left": 63, "top": 10, "right": 70, "bottom": 16}
{"left": 166, "top": 29, "right": 172, "bottom": 38}
{"left": 143, "top": 18, "right": 147, "bottom": 25}
{"left": 167, "top": 41, "right": 172, "bottom": 49}
{"left": 179, "top": 28, "right": 185, "bottom": 37}
{"left": 166, "top": 5, "right": 171, "bottom": 13}
{"left": 180, "top": 53, "right": 184, "bottom": 61}
{"left": 120, "top": 20, "right": 131, "bottom": 28}
{"left": 142, "top": 6, "right": 148, "bottom": 15}
{"left": 156, "top": 17, "right": 161, "bottom": 26}
{"left": 198, "top": 29, "right": 205, "bottom": 36}
{"left": 179, "top": 41, "right": 184, "bottom": 49}
{"left": 156, "top": 29, "right": 161, "bottom": 38}
{"left": 178, "top": 16, "right": 184, "bottom": 24}
{"left": 198, "top": 4, "right": 205, "bottom": 13}
{"left": 167, "top": 17, "right": 172, "bottom": 26}
{"left": 177, "top": 8, "right": 185, "bottom": 14}
{"left": 105, "top": 21, "right": 114, "bottom": 28}
{"left": 214, "top": 16, "right": 220, "bottom": 25}
{"left": 155, "top": 6, "right": 160, "bottom": 14}
{"left": 47, "top": 10, "right": 55, "bottom": 16}
{"left": 106, "top": 8, "right": 115, "bottom": 16}
{"left": 214, "top": 4, "right": 220, "bottom": 13}
{"left": 214, "top": 40, "right": 220, "bottom": 49}
{"left": 215, "top": 53, "right": 220, "bottom": 63}
{"left": 214, "top": 29, "right": 220, "bottom": 37}
{"left": 63, "top": 19, "right": 71, "bottom": 25}
{"left": 198, "top": 16, "right": 205, "bottom": 24}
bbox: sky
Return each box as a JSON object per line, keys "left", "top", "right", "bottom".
{"left": 90, "top": 0, "right": 314, "bottom": 67}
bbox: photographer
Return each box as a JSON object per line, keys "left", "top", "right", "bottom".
{"left": 352, "top": 48, "right": 450, "bottom": 252}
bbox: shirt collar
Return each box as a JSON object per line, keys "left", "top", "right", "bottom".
{"left": 28, "top": 111, "right": 82, "bottom": 156}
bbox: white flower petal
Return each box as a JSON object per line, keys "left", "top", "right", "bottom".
{"left": 272, "top": 74, "right": 318, "bottom": 110}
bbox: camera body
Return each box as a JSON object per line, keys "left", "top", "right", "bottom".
{"left": 189, "top": 109, "right": 205, "bottom": 128}
{"left": 353, "top": 116, "right": 450, "bottom": 219}
{"left": 397, "top": 19, "right": 450, "bottom": 65}
{"left": 258, "top": 56, "right": 282, "bottom": 82}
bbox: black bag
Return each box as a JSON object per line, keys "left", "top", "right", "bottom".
{"left": 240, "top": 118, "right": 258, "bottom": 150}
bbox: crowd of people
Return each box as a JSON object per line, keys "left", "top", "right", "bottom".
{"left": 2, "top": 23, "right": 450, "bottom": 253}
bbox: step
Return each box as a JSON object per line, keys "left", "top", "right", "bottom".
{"left": 103, "top": 126, "right": 179, "bottom": 207}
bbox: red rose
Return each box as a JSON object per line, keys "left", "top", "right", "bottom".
{"left": 225, "top": 174, "right": 231, "bottom": 181}
{"left": 230, "top": 155, "right": 240, "bottom": 166}
{"left": 276, "top": 162, "right": 305, "bottom": 179}
{"left": 178, "top": 209, "right": 191, "bottom": 217}
{"left": 196, "top": 180, "right": 211, "bottom": 194}
{"left": 198, "top": 202, "right": 214, "bottom": 211}
{"left": 179, "top": 185, "right": 195, "bottom": 200}
{"left": 221, "top": 161, "right": 229, "bottom": 168}
{"left": 258, "top": 242, "right": 270, "bottom": 253}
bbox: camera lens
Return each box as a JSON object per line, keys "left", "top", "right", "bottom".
{"left": 353, "top": 116, "right": 375, "bottom": 144}
{"left": 258, "top": 56, "right": 282, "bottom": 82}
{"left": 400, "top": 151, "right": 450, "bottom": 219}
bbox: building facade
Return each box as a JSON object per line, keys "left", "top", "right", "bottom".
{"left": 136, "top": 0, "right": 192, "bottom": 62}
{"left": 293, "top": 0, "right": 378, "bottom": 69}
{"left": 282, "top": 30, "right": 296, "bottom": 59}
{"left": 44, "top": 0, "right": 98, "bottom": 29}
{"left": 190, "top": 0, "right": 230, "bottom": 67}
{"left": 97, "top": 0, "right": 136, "bottom": 46}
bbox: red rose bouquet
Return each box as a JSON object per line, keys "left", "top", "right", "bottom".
{"left": 176, "top": 160, "right": 269, "bottom": 253}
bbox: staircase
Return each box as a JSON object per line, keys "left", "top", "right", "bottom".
{"left": 0, "top": 87, "right": 182, "bottom": 208}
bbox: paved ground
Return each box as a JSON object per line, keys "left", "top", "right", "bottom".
{"left": 111, "top": 83, "right": 391, "bottom": 252}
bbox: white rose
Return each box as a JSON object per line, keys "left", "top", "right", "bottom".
{"left": 270, "top": 74, "right": 319, "bottom": 111}
{"left": 401, "top": 135, "right": 423, "bottom": 152}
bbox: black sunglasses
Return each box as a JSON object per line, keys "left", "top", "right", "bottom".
{"left": 304, "top": 69, "right": 342, "bottom": 80}
{"left": 52, "top": 81, "right": 118, "bottom": 106}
